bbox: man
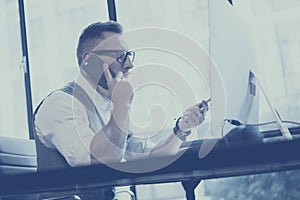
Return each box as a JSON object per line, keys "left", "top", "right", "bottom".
{"left": 34, "top": 21, "right": 208, "bottom": 200}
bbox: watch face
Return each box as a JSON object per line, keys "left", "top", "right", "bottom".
{"left": 173, "top": 126, "right": 191, "bottom": 142}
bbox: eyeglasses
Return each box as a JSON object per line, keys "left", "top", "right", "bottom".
{"left": 91, "top": 50, "right": 135, "bottom": 66}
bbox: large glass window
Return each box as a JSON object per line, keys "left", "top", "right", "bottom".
{"left": 236, "top": 0, "right": 300, "bottom": 126}
{"left": 117, "top": 0, "right": 210, "bottom": 139}
{"left": 117, "top": 0, "right": 209, "bottom": 49}
{"left": 0, "top": 0, "right": 29, "bottom": 138}
{"left": 24, "top": 0, "right": 109, "bottom": 110}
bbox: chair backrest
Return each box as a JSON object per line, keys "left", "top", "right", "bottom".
{"left": 0, "top": 136, "right": 37, "bottom": 175}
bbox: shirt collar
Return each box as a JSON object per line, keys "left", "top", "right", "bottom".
{"left": 75, "top": 72, "right": 112, "bottom": 111}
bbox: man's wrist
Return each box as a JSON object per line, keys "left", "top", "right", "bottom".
{"left": 173, "top": 117, "right": 191, "bottom": 142}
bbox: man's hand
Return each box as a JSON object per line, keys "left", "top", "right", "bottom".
{"left": 97, "top": 63, "right": 134, "bottom": 107}
{"left": 177, "top": 100, "right": 209, "bottom": 131}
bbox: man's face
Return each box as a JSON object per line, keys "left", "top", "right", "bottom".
{"left": 92, "top": 31, "right": 134, "bottom": 78}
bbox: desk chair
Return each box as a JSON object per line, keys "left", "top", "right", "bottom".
{"left": 0, "top": 136, "right": 37, "bottom": 200}
{"left": 0, "top": 137, "right": 80, "bottom": 200}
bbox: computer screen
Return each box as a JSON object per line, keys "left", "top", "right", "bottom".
{"left": 197, "top": 0, "right": 260, "bottom": 158}
{"left": 199, "top": 0, "right": 259, "bottom": 140}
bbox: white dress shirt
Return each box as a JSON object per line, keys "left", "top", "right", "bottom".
{"left": 34, "top": 72, "right": 155, "bottom": 167}
{"left": 34, "top": 73, "right": 113, "bottom": 166}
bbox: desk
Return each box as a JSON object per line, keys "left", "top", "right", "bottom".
{"left": 0, "top": 127, "right": 300, "bottom": 197}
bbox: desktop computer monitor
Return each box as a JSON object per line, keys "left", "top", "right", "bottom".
{"left": 210, "top": 0, "right": 259, "bottom": 131}
{"left": 198, "top": 0, "right": 260, "bottom": 157}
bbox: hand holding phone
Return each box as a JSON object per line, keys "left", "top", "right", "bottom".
{"left": 81, "top": 53, "right": 134, "bottom": 106}
{"left": 199, "top": 98, "right": 210, "bottom": 115}
{"left": 81, "top": 54, "right": 116, "bottom": 90}
{"left": 177, "top": 98, "right": 211, "bottom": 131}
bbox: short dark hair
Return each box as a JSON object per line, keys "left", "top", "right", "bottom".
{"left": 76, "top": 21, "right": 123, "bottom": 66}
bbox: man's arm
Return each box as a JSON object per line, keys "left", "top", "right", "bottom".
{"left": 125, "top": 101, "right": 209, "bottom": 160}
{"left": 149, "top": 101, "right": 208, "bottom": 157}
{"left": 90, "top": 103, "right": 130, "bottom": 163}
{"left": 89, "top": 63, "right": 134, "bottom": 164}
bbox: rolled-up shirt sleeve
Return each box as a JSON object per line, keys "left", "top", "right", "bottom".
{"left": 34, "top": 91, "right": 95, "bottom": 167}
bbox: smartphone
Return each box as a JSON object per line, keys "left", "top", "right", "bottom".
{"left": 199, "top": 98, "right": 211, "bottom": 113}
{"left": 81, "top": 54, "right": 116, "bottom": 90}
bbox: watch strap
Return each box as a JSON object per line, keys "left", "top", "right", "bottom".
{"left": 173, "top": 117, "right": 191, "bottom": 141}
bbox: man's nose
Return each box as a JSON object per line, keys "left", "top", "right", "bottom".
{"left": 123, "top": 57, "right": 134, "bottom": 69}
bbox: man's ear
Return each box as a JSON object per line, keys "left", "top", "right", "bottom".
{"left": 82, "top": 52, "right": 90, "bottom": 61}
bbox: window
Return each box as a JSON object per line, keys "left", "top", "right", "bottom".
{"left": 0, "top": 0, "right": 29, "bottom": 138}
{"left": 24, "top": 0, "right": 109, "bottom": 110}
{"left": 117, "top": 0, "right": 210, "bottom": 138}
{"left": 272, "top": 0, "right": 300, "bottom": 12}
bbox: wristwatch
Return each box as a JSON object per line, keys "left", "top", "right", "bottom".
{"left": 173, "top": 117, "right": 191, "bottom": 141}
